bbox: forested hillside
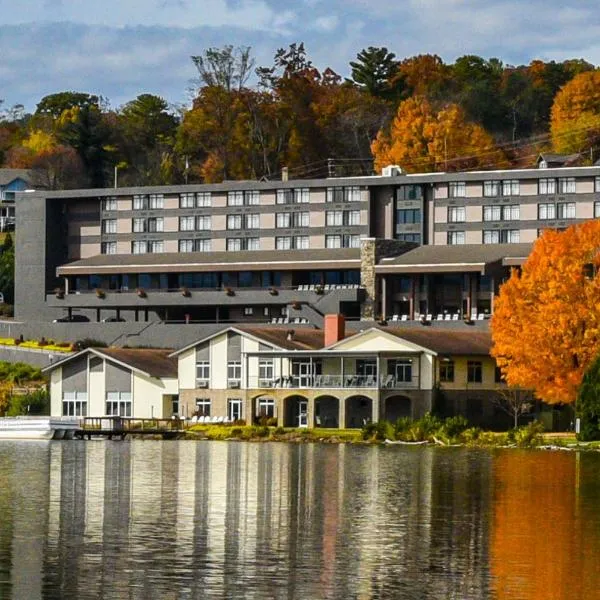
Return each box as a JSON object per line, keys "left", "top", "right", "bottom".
{"left": 1, "top": 44, "right": 598, "bottom": 188}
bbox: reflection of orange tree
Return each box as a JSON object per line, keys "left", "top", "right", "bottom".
{"left": 490, "top": 451, "right": 600, "bottom": 600}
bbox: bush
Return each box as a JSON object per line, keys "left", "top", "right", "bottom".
{"left": 510, "top": 421, "right": 544, "bottom": 447}
{"left": 274, "top": 426, "right": 285, "bottom": 436}
{"left": 232, "top": 419, "right": 246, "bottom": 426}
{"left": 437, "top": 415, "right": 470, "bottom": 444}
{"left": 230, "top": 427, "right": 243, "bottom": 437}
{"left": 7, "top": 389, "right": 49, "bottom": 416}
{"left": 362, "top": 420, "right": 395, "bottom": 441}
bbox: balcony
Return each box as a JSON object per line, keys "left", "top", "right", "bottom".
{"left": 247, "top": 374, "right": 419, "bottom": 390}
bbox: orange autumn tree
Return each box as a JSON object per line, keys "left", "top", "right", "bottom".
{"left": 491, "top": 220, "right": 600, "bottom": 404}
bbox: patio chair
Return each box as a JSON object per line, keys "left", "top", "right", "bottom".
{"left": 401, "top": 314, "right": 408, "bottom": 321}
{"left": 452, "top": 313, "right": 459, "bottom": 320}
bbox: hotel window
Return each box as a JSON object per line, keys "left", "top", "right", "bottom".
{"left": 389, "top": 359, "right": 413, "bottom": 383}
{"left": 294, "top": 188, "right": 310, "bottom": 203}
{"left": 448, "top": 181, "right": 466, "bottom": 198}
{"left": 326, "top": 210, "right": 343, "bottom": 226}
{"left": 558, "top": 177, "right": 576, "bottom": 194}
{"left": 326, "top": 235, "right": 341, "bottom": 248}
{"left": 448, "top": 206, "right": 466, "bottom": 223}
{"left": 276, "top": 213, "right": 290, "bottom": 228}
{"left": 439, "top": 361, "right": 455, "bottom": 383}
{"left": 228, "top": 191, "right": 244, "bottom": 206}
{"left": 396, "top": 208, "right": 420, "bottom": 224}
{"left": 147, "top": 217, "right": 163, "bottom": 232}
{"left": 62, "top": 392, "right": 88, "bottom": 417}
{"left": 539, "top": 178, "right": 556, "bottom": 195}
{"left": 245, "top": 191, "right": 260, "bottom": 205}
{"left": 196, "top": 215, "right": 211, "bottom": 230}
{"left": 148, "top": 194, "right": 164, "bottom": 209}
{"left": 483, "top": 205, "right": 501, "bottom": 221}
{"left": 227, "top": 238, "right": 258, "bottom": 251}
{"left": 243, "top": 307, "right": 253, "bottom": 316}
{"left": 467, "top": 361, "right": 483, "bottom": 383}
{"left": 595, "top": 201, "right": 600, "bottom": 218}
{"left": 227, "top": 361, "right": 242, "bottom": 387}
{"left": 294, "top": 212, "right": 310, "bottom": 227}
{"left": 502, "top": 179, "right": 520, "bottom": 196}
{"left": 133, "top": 194, "right": 148, "bottom": 210}
{"left": 557, "top": 202, "right": 576, "bottom": 219}
{"left": 258, "top": 360, "right": 274, "bottom": 388}
{"left": 326, "top": 234, "right": 360, "bottom": 248}
{"left": 276, "top": 189, "right": 293, "bottom": 204}
{"left": 196, "top": 398, "right": 211, "bottom": 416}
{"left": 447, "top": 231, "right": 465, "bottom": 245}
{"left": 346, "top": 210, "right": 361, "bottom": 226}
{"left": 179, "top": 216, "right": 195, "bottom": 231}
{"left": 227, "top": 214, "right": 243, "bottom": 230}
{"left": 101, "top": 241, "right": 117, "bottom": 255}
{"left": 483, "top": 230, "right": 520, "bottom": 244}
{"left": 396, "top": 233, "right": 421, "bottom": 243}
{"left": 132, "top": 241, "right": 147, "bottom": 254}
{"left": 179, "top": 239, "right": 194, "bottom": 252}
{"left": 245, "top": 213, "right": 260, "bottom": 229}
{"left": 483, "top": 181, "right": 501, "bottom": 197}
{"left": 179, "top": 239, "right": 211, "bottom": 253}
{"left": 326, "top": 186, "right": 361, "bottom": 202}
{"left": 105, "top": 392, "right": 132, "bottom": 417}
{"left": 277, "top": 188, "right": 310, "bottom": 204}
{"left": 197, "top": 192, "right": 211, "bottom": 207}
{"left": 596, "top": 177, "right": 600, "bottom": 193}
{"left": 276, "top": 236, "right": 292, "bottom": 250}
{"left": 227, "top": 238, "right": 242, "bottom": 251}
{"left": 102, "top": 197, "right": 117, "bottom": 211}
{"left": 102, "top": 219, "right": 117, "bottom": 234}
{"left": 148, "top": 240, "right": 164, "bottom": 253}
{"left": 196, "top": 361, "right": 210, "bottom": 383}
{"left": 538, "top": 203, "right": 556, "bottom": 220}
{"left": 503, "top": 205, "right": 520, "bottom": 220}
{"left": 247, "top": 238, "right": 260, "bottom": 250}
{"left": 257, "top": 396, "right": 275, "bottom": 417}
{"left": 295, "top": 236, "right": 310, "bottom": 249}
{"left": 180, "top": 193, "right": 195, "bottom": 208}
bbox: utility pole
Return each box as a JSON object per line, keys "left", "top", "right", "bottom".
{"left": 327, "top": 158, "right": 335, "bottom": 178}
{"left": 114, "top": 165, "right": 118, "bottom": 189}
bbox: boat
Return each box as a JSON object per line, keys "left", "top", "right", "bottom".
{"left": 0, "top": 417, "right": 80, "bottom": 440}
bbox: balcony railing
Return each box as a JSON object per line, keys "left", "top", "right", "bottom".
{"left": 247, "top": 374, "right": 419, "bottom": 390}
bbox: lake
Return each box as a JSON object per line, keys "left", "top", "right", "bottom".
{"left": 0, "top": 440, "right": 599, "bottom": 600}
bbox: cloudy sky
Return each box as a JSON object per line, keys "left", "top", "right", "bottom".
{"left": 1, "top": 0, "right": 599, "bottom": 112}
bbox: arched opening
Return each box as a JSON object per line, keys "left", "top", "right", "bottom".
{"left": 384, "top": 395, "right": 412, "bottom": 422}
{"left": 284, "top": 395, "right": 309, "bottom": 428}
{"left": 253, "top": 395, "right": 277, "bottom": 425}
{"left": 314, "top": 396, "right": 339, "bottom": 428}
{"left": 345, "top": 396, "right": 373, "bottom": 429}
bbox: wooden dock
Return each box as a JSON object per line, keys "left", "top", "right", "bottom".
{"left": 76, "top": 417, "right": 185, "bottom": 440}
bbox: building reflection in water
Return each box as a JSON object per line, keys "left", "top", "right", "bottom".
{"left": 2, "top": 442, "right": 598, "bottom": 599}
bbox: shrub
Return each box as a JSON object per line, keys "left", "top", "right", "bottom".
{"left": 403, "top": 413, "right": 442, "bottom": 442}
{"left": 437, "top": 415, "right": 470, "bottom": 444}
{"left": 7, "top": 389, "right": 49, "bottom": 416}
{"left": 232, "top": 419, "right": 246, "bottom": 426}
{"left": 230, "top": 427, "right": 243, "bottom": 437}
{"left": 363, "top": 420, "right": 396, "bottom": 441}
{"left": 266, "top": 417, "right": 278, "bottom": 427}
{"left": 511, "top": 421, "right": 544, "bottom": 447}
{"left": 460, "top": 427, "right": 482, "bottom": 445}
{"left": 274, "top": 426, "right": 285, "bottom": 436}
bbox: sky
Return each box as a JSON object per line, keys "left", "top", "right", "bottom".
{"left": 1, "top": 0, "right": 600, "bottom": 112}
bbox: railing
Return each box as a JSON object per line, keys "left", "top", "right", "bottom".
{"left": 247, "top": 374, "right": 419, "bottom": 390}
{"left": 81, "top": 417, "right": 183, "bottom": 432}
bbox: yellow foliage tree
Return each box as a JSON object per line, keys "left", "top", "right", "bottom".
{"left": 22, "top": 129, "right": 57, "bottom": 154}
{"left": 491, "top": 220, "right": 600, "bottom": 404}
{"left": 550, "top": 70, "right": 600, "bottom": 154}
{"left": 372, "top": 96, "right": 504, "bottom": 173}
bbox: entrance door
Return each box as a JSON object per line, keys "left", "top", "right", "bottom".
{"left": 298, "top": 400, "right": 308, "bottom": 428}
{"left": 228, "top": 398, "right": 243, "bottom": 422}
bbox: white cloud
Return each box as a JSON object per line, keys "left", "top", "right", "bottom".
{"left": 314, "top": 15, "right": 339, "bottom": 31}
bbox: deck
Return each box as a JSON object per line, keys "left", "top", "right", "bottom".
{"left": 76, "top": 417, "right": 185, "bottom": 440}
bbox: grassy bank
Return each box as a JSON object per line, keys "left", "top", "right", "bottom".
{"left": 186, "top": 425, "right": 362, "bottom": 443}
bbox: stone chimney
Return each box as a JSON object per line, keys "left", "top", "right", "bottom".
{"left": 324, "top": 314, "right": 345, "bottom": 347}
{"left": 282, "top": 166, "right": 289, "bottom": 182}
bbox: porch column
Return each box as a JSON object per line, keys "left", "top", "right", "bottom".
{"left": 490, "top": 275, "right": 495, "bottom": 315}
{"left": 466, "top": 273, "right": 472, "bottom": 318}
{"left": 372, "top": 393, "right": 380, "bottom": 424}
{"left": 277, "top": 396, "right": 285, "bottom": 427}
{"left": 307, "top": 395, "right": 315, "bottom": 429}
{"left": 410, "top": 275, "right": 417, "bottom": 319}
{"left": 381, "top": 276, "right": 387, "bottom": 319}
{"left": 338, "top": 396, "right": 346, "bottom": 429}
{"left": 64, "top": 277, "right": 69, "bottom": 295}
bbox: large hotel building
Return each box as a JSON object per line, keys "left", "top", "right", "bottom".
{"left": 15, "top": 159, "right": 600, "bottom": 329}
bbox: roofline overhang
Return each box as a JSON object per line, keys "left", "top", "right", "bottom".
{"left": 243, "top": 350, "right": 427, "bottom": 357}
{"left": 375, "top": 263, "right": 486, "bottom": 274}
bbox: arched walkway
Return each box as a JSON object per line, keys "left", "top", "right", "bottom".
{"left": 345, "top": 395, "right": 373, "bottom": 429}
{"left": 314, "top": 395, "right": 339, "bottom": 428}
{"left": 283, "top": 395, "right": 309, "bottom": 428}
{"left": 252, "top": 395, "right": 277, "bottom": 424}
{"left": 384, "top": 395, "right": 412, "bottom": 422}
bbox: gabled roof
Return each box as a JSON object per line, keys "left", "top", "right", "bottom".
{"left": 537, "top": 153, "right": 581, "bottom": 167}
{"left": 238, "top": 327, "right": 326, "bottom": 350}
{"left": 43, "top": 347, "right": 177, "bottom": 378}
{"left": 383, "top": 327, "right": 492, "bottom": 355}
{"left": 0, "top": 168, "right": 32, "bottom": 186}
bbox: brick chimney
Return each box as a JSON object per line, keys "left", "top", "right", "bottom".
{"left": 324, "top": 314, "right": 345, "bottom": 347}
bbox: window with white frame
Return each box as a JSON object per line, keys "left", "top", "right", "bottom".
{"left": 257, "top": 397, "right": 275, "bottom": 418}
{"left": 326, "top": 210, "right": 343, "bottom": 226}
{"left": 538, "top": 203, "right": 556, "bottom": 220}
{"left": 102, "top": 219, "right": 117, "bottom": 234}
{"left": 132, "top": 241, "right": 147, "bottom": 254}
{"left": 247, "top": 238, "right": 260, "bottom": 250}
{"left": 148, "top": 194, "right": 164, "bottom": 209}
{"left": 179, "top": 239, "right": 211, "bottom": 252}
{"left": 346, "top": 210, "right": 361, "bottom": 226}
{"left": 196, "top": 215, "right": 211, "bottom": 230}
{"left": 483, "top": 230, "right": 500, "bottom": 244}
{"left": 295, "top": 236, "right": 309, "bottom": 249}
{"left": 105, "top": 392, "right": 132, "bottom": 417}
{"left": 226, "top": 238, "right": 258, "bottom": 251}
{"left": 133, "top": 217, "right": 146, "bottom": 233}
{"left": 228, "top": 191, "right": 244, "bottom": 206}
{"left": 243, "top": 307, "right": 253, "bottom": 316}
{"left": 226, "top": 238, "right": 242, "bottom": 251}
{"left": 503, "top": 205, "right": 520, "bottom": 220}
{"left": 483, "top": 205, "right": 501, "bottom": 221}
{"left": 180, "top": 193, "right": 194, "bottom": 208}
{"left": 539, "top": 178, "right": 556, "bottom": 195}
{"left": 502, "top": 179, "right": 520, "bottom": 196}
{"left": 245, "top": 191, "right": 260, "bottom": 205}
{"left": 227, "top": 214, "right": 243, "bottom": 230}
{"left": 326, "top": 235, "right": 341, "bottom": 248}
{"left": 228, "top": 361, "right": 242, "bottom": 387}
{"left": 197, "top": 192, "right": 211, "bottom": 207}
{"left": 483, "top": 230, "right": 520, "bottom": 244}
{"left": 62, "top": 392, "right": 88, "bottom": 416}
{"left": 448, "top": 181, "right": 466, "bottom": 198}
{"left": 258, "top": 360, "right": 274, "bottom": 387}
{"left": 345, "top": 186, "right": 361, "bottom": 202}
{"left": 245, "top": 214, "right": 260, "bottom": 229}
{"left": 326, "top": 186, "right": 361, "bottom": 202}
{"left": 294, "top": 188, "right": 310, "bottom": 203}
{"left": 558, "top": 177, "right": 576, "bottom": 194}
{"left": 102, "top": 197, "right": 117, "bottom": 211}
{"left": 448, "top": 206, "right": 466, "bottom": 223}
{"left": 276, "top": 189, "right": 293, "bottom": 204}
{"left": 557, "top": 202, "right": 576, "bottom": 219}
{"left": 196, "top": 398, "right": 211, "bottom": 416}
{"left": 147, "top": 217, "right": 163, "bottom": 232}
{"left": 294, "top": 212, "right": 310, "bottom": 227}
{"left": 196, "top": 361, "right": 210, "bottom": 383}
{"left": 276, "top": 236, "right": 292, "bottom": 250}
{"left": 133, "top": 194, "right": 148, "bottom": 210}
{"left": 148, "top": 240, "right": 164, "bottom": 253}
{"left": 101, "top": 241, "right": 117, "bottom": 255}
{"left": 483, "top": 180, "right": 501, "bottom": 197}
{"left": 390, "top": 359, "right": 412, "bottom": 383}
{"left": 228, "top": 398, "right": 243, "bottom": 421}
{"left": 276, "top": 213, "right": 290, "bottom": 228}
{"left": 179, "top": 239, "right": 194, "bottom": 252}
{"left": 179, "top": 216, "right": 195, "bottom": 231}
{"left": 447, "top": 231, "right": 465, "bottom": 245}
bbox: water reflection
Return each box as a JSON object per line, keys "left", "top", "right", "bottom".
{"left": 0, "top": 442, "right": 599, "bottom": 599}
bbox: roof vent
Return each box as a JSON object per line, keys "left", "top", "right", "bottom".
{"left": 382, "top": 165, "right": 403, "bottom": 177}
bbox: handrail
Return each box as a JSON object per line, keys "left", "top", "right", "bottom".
{"left": 81, "top": 416, "right": 183, "bottom": 431}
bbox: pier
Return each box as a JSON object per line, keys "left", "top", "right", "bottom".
{"left": 76, "top": 417, "right": 185, "bottom": 440}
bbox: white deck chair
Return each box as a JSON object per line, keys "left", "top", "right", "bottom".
{"left": 401, "top": 314, "right": 408, "bottom": 321}
{"left": 452, "top": 313, "right": 459, "bottom": 321}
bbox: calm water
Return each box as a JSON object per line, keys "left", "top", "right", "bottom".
{"left": 0, "top": 441, "right": 599, "bottom": 600}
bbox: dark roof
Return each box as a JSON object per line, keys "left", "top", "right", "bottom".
{"left": 95, "top": 348, "right": 178, "bottom": 378}
{"left": 382, "top": 327, "right": 492, "bottom": 355}
{"left": 537, "top": 153, "right": 581, "bottom": 167}
{"left": 238, "top": 327, "right": 327, "bottom": 350}
{"left": 0, "top": 168, "right": 31, "bottom": 186}
{"left": 57, "top": 248, "right": 361, "bottom": 275}
{"left": 377, "top": 243, "right": 532, "bottom": 272}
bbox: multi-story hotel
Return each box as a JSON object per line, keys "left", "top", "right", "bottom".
{"left": 16, "top": 160, "right": 600, "bottom": 330}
